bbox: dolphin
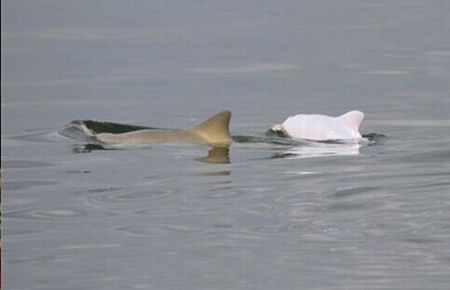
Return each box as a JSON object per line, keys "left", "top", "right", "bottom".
{"left": 270, "top": 110, "right": 365, "bottom": 141}
{"left": 70, "top": 110, "right": 232, "bottom": 148}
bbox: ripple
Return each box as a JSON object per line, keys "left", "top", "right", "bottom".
{"left": 85, "top": 188, "right": 175, "bottom": 203}
{"left": 114, "top": 189, "right": 175, "bottom": 201}
{"left": 60, "top": 244, "right": 121, "bottom": 250}
{"left": 404, "top": 181, "right": 450, "bottom": 191}
{"left": 425, "top": 50, "right": 450, "bottom": 57}
{"left": 205, "top": 187, "right": 243, "bottom": 199}
{"left": 117, "top": 224, "right": 199, "bottom": 236}
{"left": 4, "top": 206, "right": 113, "bottom": 220}
{"left": 402, "top": 237, "right": 440, "bottom": 244}
{"left": 73, "top": 187, "right": 123, "bottom": 195}
{"left": 42, "top": 209, "right": 86, "bottom": 218}
{"left": 4, "top": 228, "right": 42, "bottom": 237}
{"left": 133, "top": 207, "right": 193, "bottom": 218}
{"left": 10, "top": 129, "right": 60, "bottom": 143}
{"left": 189, "top": 63, "right": 299, "bottom": 74}
{"left": 332, "top": 186, "right": 380, "bottom": 198}
{"left": 370, "top": 120, "right": 450, "bottom": 127}
{"left": 3, "top": 180, "right": 60, "bottom": 191}
{"left": 65, "top": 170, "right": 92, "bottom": 174}
{"left": 327, "top": 202, "right": 367, "bottom": 211}
{"left": 80, "top": 186, "right": 177, "bottom": 214}
{"left": 402, "top": 149, "right": 450, "bottom": 163}
{"left": 4, "top": 197, "right": 35, "bottom": 207}
{"left": 364, "top": 70, "right": 412, "bottom": 75}
{"left": 2, "top": 160, "right": 54, "bottom": 169}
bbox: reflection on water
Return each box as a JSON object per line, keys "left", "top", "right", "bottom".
{"left": 237, "top": 133, "right": 386, "bottom": 159}
{"left": 62, "top": 119, "right": 232, "bottom": 163}
{"left": 196, "top": 147, "right": 230, "bottom": 164}
{"left": 62, "top": 119, "right": 385, "bottom": 162}
{"left": 66, "top": 128, "right": 381, "bottom": 161}
{"left": 271, "top": 142, "right": 361, "bottom": 159}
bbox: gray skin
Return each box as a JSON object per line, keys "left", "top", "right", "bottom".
{"left": 93, "top": 111, "right": 232, "bottom": 148}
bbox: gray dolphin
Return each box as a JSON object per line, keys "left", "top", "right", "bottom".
{"left": 72, "top": 110, "right": 232, "bottom": 148}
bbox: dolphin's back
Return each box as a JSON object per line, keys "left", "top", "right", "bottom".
{"left": 71, "top": 110, "right": 232, "bottom": 147}
{"left": 280, "top": 111, "right": 364, "bottom": 141}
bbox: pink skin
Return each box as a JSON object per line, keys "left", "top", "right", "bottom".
{"left": 274, "top": 110, "right": 365, "bottom": 141}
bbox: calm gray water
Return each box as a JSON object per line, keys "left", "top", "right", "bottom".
{"left": 2, "top": 1, "right": 450, "bottom": 289}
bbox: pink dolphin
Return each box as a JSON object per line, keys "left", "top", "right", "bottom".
{"left": 272, "top": 110, "right": 365, "bottom": 141}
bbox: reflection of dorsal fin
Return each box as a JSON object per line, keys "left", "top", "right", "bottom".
{"left": 339, "top": 110, "right": 364, "bottom": 131}
{"left": 189, "top": 111, "right": 232, "bottom": 147}
{"left": 196, "top": 147, "right": 230, "bottom": 164}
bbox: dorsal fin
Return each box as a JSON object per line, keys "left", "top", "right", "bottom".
{"left": 189, "top": 110, "right": 232, "bottom": 147}
{"left": 339, "top": 110, "right": 364, "bottom": 131}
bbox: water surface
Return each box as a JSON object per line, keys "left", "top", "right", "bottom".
{"left": 2, "top": 1, "right": 450, "bottom": 289}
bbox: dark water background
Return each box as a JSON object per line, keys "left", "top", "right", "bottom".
{"left": 2, "top": 1, "right": 450, "bottom": 289}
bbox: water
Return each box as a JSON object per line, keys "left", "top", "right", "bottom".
{"left": 2, "top": 1, "right": 450, "bottom": 289}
